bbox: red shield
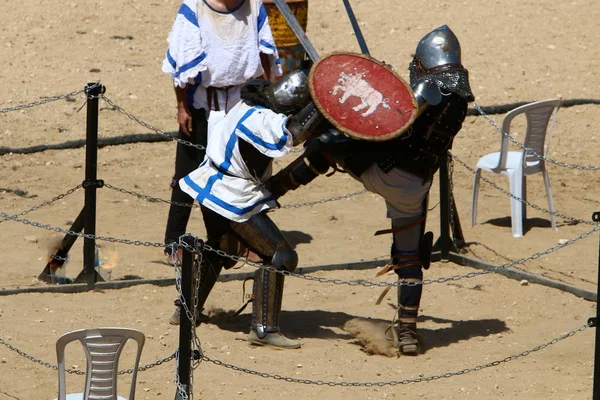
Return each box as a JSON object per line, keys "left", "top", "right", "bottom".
{"left": 309, "top": 52, "right": 417, "bottom": 141}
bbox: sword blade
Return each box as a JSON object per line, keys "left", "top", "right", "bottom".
{"left": 342, "top": 0, "right": 370, "bottom": 56}
{"left": 271, "top": 0, "right": 320, "bottom": 61}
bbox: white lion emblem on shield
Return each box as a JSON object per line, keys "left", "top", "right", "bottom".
{"left": 331, "top": 71, "right": 390, "bottom": 117}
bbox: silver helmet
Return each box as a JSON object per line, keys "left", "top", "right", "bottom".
{"left": 413, "top": 25, "right": 462, "bottom": 78}
{"left": 269, "top": 69, "right": 310, "bottom": 108}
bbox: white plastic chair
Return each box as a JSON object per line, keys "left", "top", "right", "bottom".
{"left": 54, "top": 328, "right": 145, "bottom": 400}
{"left": 471, "top": 98, "right": 561, "bottom": 238}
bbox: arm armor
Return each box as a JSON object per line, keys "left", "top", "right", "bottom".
{"left": 286, "top": 102, "right": 325, "bottom": 146}
{"left": 265, "top": 138, "right": 331, "bottom": 199}
{"left": 412, "top": 79, "right": 442, "bottom": 118}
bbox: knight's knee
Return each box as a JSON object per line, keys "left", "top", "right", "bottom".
{"left": 272, "top": 244, "right": 298, "bottom": 272}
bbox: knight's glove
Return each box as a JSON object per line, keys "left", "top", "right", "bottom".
{"left": 286, "top": 102, "right": 325, "bottom": 146}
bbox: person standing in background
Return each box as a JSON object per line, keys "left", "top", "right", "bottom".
{"left": 162, "top": 0, "right": 281, "bottom": 324}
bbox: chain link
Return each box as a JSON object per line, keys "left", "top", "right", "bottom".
{"left": 104, "top": 181, "right": 365, "bottom": 210}
{"left": 200, "top": 322, "right": 589, "bottom": 386}
{"left": 280, "top": 189, "right": 366, "bottom": 209}
{"left": 103, "top": 182, "right": 199, "bottom": 209}
{"left": 474, "top": 102, "right": 600, "bottom": 171}
{"left": 0, "top": 337, "right": 174, "bottom": 375}
{"left": 0, "top": 212, "right": 167, "bottom": 248}
{"left": 0, "top": 185, "right": 82, "bottom": 224}
{"left": 201, "top": 221, "right": 598, "bottom": 287}
{"left": 451, "top": 153, "right": 596, "bottom": 226}
{"left": 2, "top": 206, "right": 597, "bottom": 288}
{"left": 0, "top": 85, "right": 98, "bottom": 114}
{"left": 100, "top": 95, "right": 205, "bottom": 151}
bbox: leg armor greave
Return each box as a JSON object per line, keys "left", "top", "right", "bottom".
{"left": 230, "top": 213, "right": 298, "bottom": 272}
{"left": 229, "top": 212, "right": 297, "bottom": 339}
{"left": 396, "top": 265, "right": 423, "bottom": 323}
{"left": 251, "top": 268, "right": 285, "bottom": 338}
{"left": 390, "top": 216, "right": 425, "bottom": 323}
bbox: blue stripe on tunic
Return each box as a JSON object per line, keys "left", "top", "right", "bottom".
{"left": 236, "top": 108, "right": 288, "bottom": 151}
{"left": 178, "top": 3, "right": 199, "bottom": 27}
{"left": 259, "top": 40, "right": 276, "bottom": 51}
{"left": 166, "top": 50, "right": 177, "bottom": 69}
{"left": 257, "top": 4, "right": 268, "bottom": 31}
{"left": 173, "top": 52, "right": 207, "bottom": 78}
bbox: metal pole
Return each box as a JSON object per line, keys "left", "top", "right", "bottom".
{"left": 175, "top": 235, "right": 194, "bottom": 400}
{"left": 437, "top": 153, "right": 452, "bottom": 259}
{"left": 342, "top": 0, "right": 370, "bottom": 56}
{"left": 83, "top": 83, "right": 104, "bottom": 289}
{"left": 592, "top": 212, "right": 600, "bottom": 400}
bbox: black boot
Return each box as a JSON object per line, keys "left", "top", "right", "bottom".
{"left": 170, "top": 253, "right": 223, "bottom": 326}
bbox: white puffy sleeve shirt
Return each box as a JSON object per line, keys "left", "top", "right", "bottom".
{"left": 162, "top": 0, "right": 282, "bottom": 112}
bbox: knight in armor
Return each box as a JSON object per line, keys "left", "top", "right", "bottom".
{"left": 266, "top": 26, "right": 474, "bottom": 355}
{"left": 178, "top": 69, "right": 325, "bottom": 349}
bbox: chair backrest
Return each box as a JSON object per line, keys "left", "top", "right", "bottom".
{"left": 56, "top": 328, "right": 145, "bottom": 400}
{"left": 496, "top": 98, "right": 562, "bottom": 171}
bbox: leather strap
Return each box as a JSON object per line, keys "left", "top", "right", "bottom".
{"left": 374, "top": 217, "right": 425, "bottom": 236}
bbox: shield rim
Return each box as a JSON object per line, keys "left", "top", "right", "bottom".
{"left": 308, "top": 52, "right": 418, "bottom": 142}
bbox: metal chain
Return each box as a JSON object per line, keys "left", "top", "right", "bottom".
{"left": 0, "top": 337, "right": 174, "bottom": 375}
{"left": 1, "top": 206, "right": 597, "bottom": 287}
{"left": 49, "top": 254, "right": 69, "bottom": 262}
{"left": 0, "top": 185, "right": 82, "bottom": 224}
{"left": 104, "top": 181, "right": 365, "bottom": 210}
{"left": 0, "top": 85, "right": 96, "bottom": 114}
{"left": 0, "top": 212, "right": 167, "bottom": 248}
{"left": 451, "top": 153, "right": 596, "bottom": 226}
{"left": 474, "top": 102, "right": 600, "bottom": 171}
{"left": 280, "top": 189, "right": 366, "bottom": 209}
{"left": 100, "top": 95, "right": 205, "bottom": 151}
{"left": 117, "top": 353, "right": 177, "bottom": 375}
{"left": 200, "top": 221, "right": 598, "bottom": 287}
{"left": 200, "top": 322, "right": 589, "bottom": 386}
{"left": 103, "top": 182, "right": 199, "bottom": 209}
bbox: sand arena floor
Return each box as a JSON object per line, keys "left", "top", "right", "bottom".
{"left": 1, "top": 0, "right": 600, "bottom": 399}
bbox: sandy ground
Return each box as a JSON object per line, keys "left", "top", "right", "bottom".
{"left": 1, "top": 0, "right": 600, "bottom": 399}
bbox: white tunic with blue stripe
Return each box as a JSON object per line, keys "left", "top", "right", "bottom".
{"left": 162, "top": 0, "right": 282, "bottom": 112}
{"left": 179, "top": 101, "right": 294, "bottom": 222}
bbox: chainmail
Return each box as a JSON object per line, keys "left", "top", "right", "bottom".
{"left": 408, "top": 59, "right": 475, "bottom": 102}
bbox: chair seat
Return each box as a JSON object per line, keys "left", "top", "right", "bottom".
{"left": 476, "top": 151, "right": 542, "bottom": 174}
{"left": 55, "top": 395, "right": 127, "bottom": 400}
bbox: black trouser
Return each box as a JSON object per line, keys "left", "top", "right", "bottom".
{"left": 164, "top": 108, "right": 208, "bottom": 253}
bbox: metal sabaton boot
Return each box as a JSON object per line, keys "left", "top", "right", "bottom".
{"left": 249, "top": 268, "right": 301, "bottom": 349}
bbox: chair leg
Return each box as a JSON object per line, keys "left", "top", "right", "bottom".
{"left": 508, "top": 171, "right": 523, "bottom": 238}
{"left": 522, "top": 176, "right": 527, "bottom": 223}
{"left": 542, "top": 169, "right": 557, "bottom": 231}
{"left": 471, "top": 169, "right": 481, "bottom": 227}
